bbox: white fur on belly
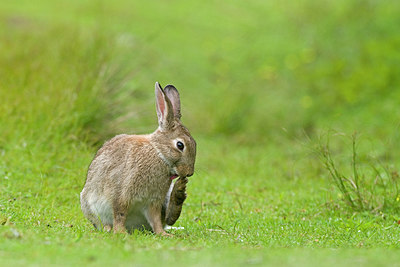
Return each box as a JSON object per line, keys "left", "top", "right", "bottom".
{"left": 87, "top": 192, "right": 113, "bottom": 226}
{"left": 86, "top": 192, "right": 152, "bottom": 231}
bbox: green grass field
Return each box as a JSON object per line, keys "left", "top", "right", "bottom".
{"left": 1, "top": 0, "right": 400, "bottom": 266}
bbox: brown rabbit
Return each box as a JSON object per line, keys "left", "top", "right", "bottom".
{"left": 80, "top": 82, "right": 196, "bottom": 235}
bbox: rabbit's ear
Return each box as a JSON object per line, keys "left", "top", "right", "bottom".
{"left": 164, "top": 85, "right": 181, "bottom": 120}
{"left": 155, "top": 82, "right": 174, "bottom": 131}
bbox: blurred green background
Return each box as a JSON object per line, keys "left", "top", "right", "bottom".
{"left": 3, "top": 0, "right": 399, "bottom": 141}
{"left": 1, "top": 0, "right": 400, "bottom": 266}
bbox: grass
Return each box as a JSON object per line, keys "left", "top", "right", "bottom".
{"left": 320, "top": 133, "right": 400, "bottom": 213}
{"left": 1, "top": 0, "right": 400, "bottom": 266}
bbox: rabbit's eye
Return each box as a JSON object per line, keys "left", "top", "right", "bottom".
{"left": 176, "top": 141, "right": 184, "bottom": 151}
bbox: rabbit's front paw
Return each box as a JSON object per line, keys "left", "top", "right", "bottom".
{"left": 174, "top": 177, "right": 188, "bottom": 205}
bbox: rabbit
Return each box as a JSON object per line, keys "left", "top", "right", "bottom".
{"left": 80, "top": 82, "right": 196, "bottom": 235}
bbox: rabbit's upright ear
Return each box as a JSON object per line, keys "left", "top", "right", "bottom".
{"left": 164, "top": 85, "right": 181, "bottom": 120}
{"left": 155, "top": 82, "right": 174, "bottom": 131}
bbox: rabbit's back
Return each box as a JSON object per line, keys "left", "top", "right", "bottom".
{"left": 85, "top": 133, "right": 171, "bottom": 196}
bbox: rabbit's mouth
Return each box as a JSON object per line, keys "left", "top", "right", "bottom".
{"left": 170, "top": 175, "right": 179, "bottom": 180}
{"left": 170, "top": 172, "right": 179, "bottom": 180}
{"left": 170, "top": 167, "right": 180, "bottom": 180}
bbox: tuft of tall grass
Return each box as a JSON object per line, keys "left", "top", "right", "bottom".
{"left": 319, "top": 133, "right": 400, "bottom": 213}
{"left": 0, "top": 23, "right": 131, "bottom": 146}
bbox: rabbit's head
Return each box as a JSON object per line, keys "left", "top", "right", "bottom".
{"left": 151, "top": 82, "right": 196, "bottom": 179}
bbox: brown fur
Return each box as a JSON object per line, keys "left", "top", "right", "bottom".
{"left": 80, "top": 83, "right": 196, "bottom": 235}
